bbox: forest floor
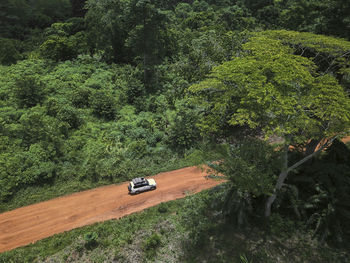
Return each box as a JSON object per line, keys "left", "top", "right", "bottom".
{"left": 0, "top": 166, "right": 223, "bottom": 253}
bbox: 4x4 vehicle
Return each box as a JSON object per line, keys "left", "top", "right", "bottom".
{"left": 128, "top": 177, "right": 157, "bottom": 194}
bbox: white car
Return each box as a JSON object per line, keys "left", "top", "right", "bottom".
{"left": 128, "top": 177, "right": 157, "bottom": 194}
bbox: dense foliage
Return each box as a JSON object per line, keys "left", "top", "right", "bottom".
{"left": 0, "top": 57, "right": 203, "bottom": 203}
{"left": 1, "top": 0, "right": 350, "bottom": 259}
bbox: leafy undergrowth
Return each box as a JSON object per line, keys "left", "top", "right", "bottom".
{"left": 1, "top": 186, "right": 348, "bottom": 263}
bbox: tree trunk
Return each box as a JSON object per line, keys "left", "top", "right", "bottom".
{"left": 264, "top": 136, "right": 338, "bottom": 218}
{"left": 265, "top": 145, "right": 288, "bottom": 218}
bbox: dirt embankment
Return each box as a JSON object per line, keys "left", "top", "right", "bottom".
{"left": 0, "top": 166, "right": 223, "bottom": 253}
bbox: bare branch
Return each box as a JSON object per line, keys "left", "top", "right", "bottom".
{"left": 286, "top": 135, "right": 339, "bottom": 173}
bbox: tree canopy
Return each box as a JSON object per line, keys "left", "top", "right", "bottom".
{"left": 189, "top": 31, "right": 350, "bottom": 144}
{"left": 189, "top": 30, "right": 350, "bottom": 218}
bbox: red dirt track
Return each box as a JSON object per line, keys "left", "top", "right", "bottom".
{"left": 1, "top": 136, "right": 349, "bottom": 253}
{"left": 0, "top": 166, "right": 223, "bottom": 253}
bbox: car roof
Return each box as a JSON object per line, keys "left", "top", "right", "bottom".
{"left": 132, "top": 177, "right": 147, "bottom": 184}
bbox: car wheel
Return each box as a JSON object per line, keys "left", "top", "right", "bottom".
{"left": 135, "top": 191, "right": 140, "bottom": 194}
{"left": 151, "top": 186, "right": 156, "bottom": 190}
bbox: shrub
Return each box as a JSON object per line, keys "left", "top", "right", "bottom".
{"left": 13, "top": 75, "right": 45, "bottom": 108}
{"left": 40, "top": 35, "right": 77, "bottom": 61}
{"left": 84, "top": 231, "right": 98, "bottom": 249}
{"left": 56, "top": 105, "right": 82, "bottom": 129}
{"left": 157, "top": 203, "right": 168, "bottom": 213}
{"left": 143, "top": 233, "right": 161, "bottom": 259}
{"left": 0, "top": 38, "right": 21, "bottom": 65}
{"left": 89, "top": 90, "right": 117, "bottom": 120}
{"left": 166, "top": 103, "right": 201, "bottom": 153}
{"left": 71, "top": 86, "right": 91, "bottom": 108}
{"left": 45, "top": 98, "right": 82, "bottom": 129}
{"left": 127, "top": 140, "right": 148, "bottom": 159}
{"left": 269, "top": 213, "right": 296, "bottom": 238}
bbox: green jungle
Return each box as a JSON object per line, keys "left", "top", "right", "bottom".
{"left": 0, "top": 0, "right": 350, "bottom": 262}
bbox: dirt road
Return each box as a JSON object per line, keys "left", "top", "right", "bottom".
{"left": 1, "top": 137, "right": 349, "bottom": 253}
{"left": 0, "top": 166, "right": 222, "bottom": 253}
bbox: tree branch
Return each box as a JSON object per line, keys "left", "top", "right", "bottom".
{"left": 286, "top": 135, "right": 339, "bottom": 174}
{"left": 265, "top": 135, "right": 340, "bottom": 218}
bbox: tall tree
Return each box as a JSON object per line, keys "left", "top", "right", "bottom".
{"left": 85, "top": 0, "right": 172, "bottom": 88}
{"left": 85, "top": 0, "right": 129, "bottom": 62}
{"left": 125, "top": 0, "right": 170, "bottom": 88}
{"left": 0, "top": 0, "right": 30, "bottom": 39}
{"left": 188, "top": 31, "right": 350, "bottom": 218}
{"left": 70, "top": 0, "right": 87, "bottom": 17}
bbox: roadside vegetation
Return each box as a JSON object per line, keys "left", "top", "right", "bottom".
{"left": 1, "top": 185, "right": 349, "bottom": 262}
{"left": 1, "top": 0, "right": 350, "bottom": 261}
